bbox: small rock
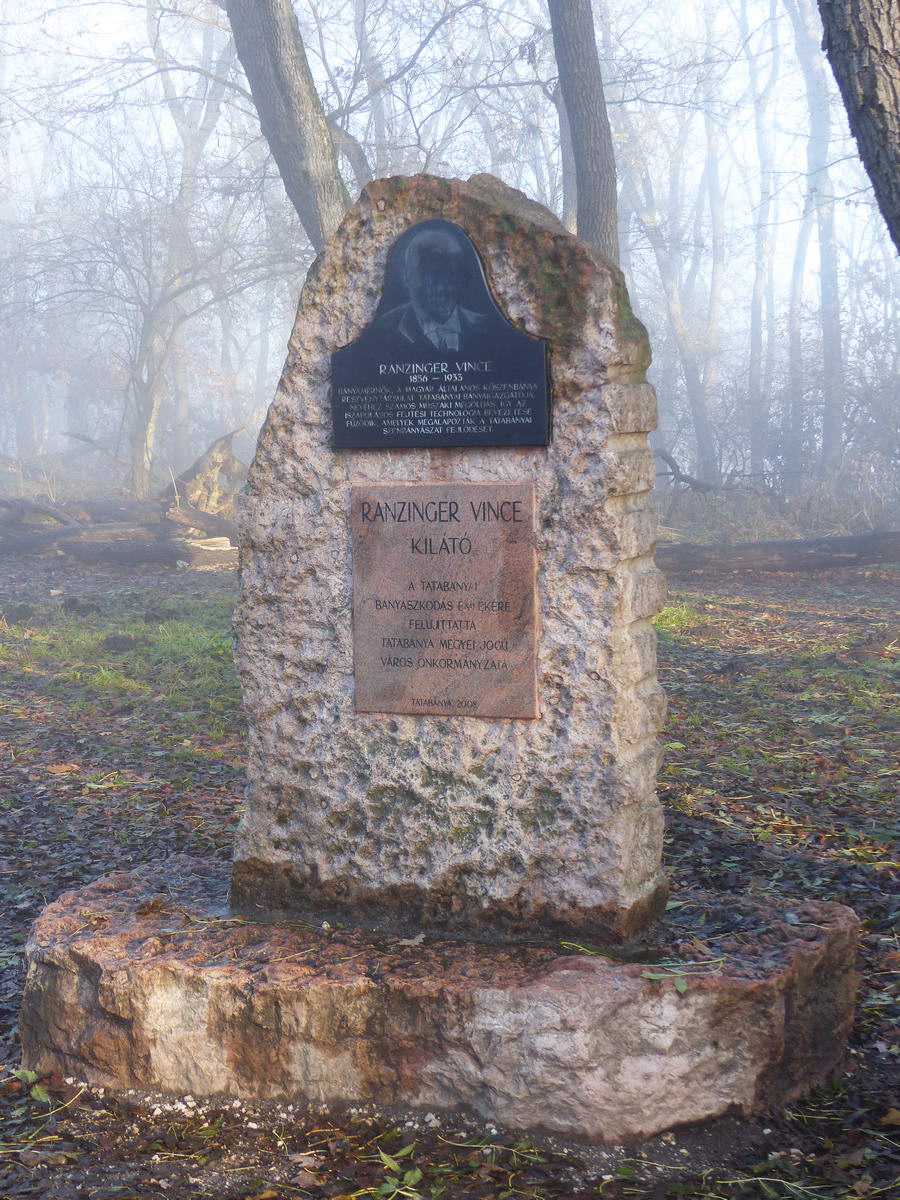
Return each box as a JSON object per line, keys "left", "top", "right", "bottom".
{"left": 101, "top": 634, "right": 139, "bottom": 653}
{"left": 63, "top": 597, "right": 100, "bottom": 615}
{"left": 4, "top": 602, "right": 36, "bottom": 623}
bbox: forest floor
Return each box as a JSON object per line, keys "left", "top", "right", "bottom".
{"left": 0, "top": 558, "right": 897, "bottom": 1200}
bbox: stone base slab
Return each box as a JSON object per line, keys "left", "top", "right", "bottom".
{"left": 20, "top": 858, "right": 859, "bottom": 1144}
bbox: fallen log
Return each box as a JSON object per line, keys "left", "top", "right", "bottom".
{"left": 164, "top": 502, "right": 237, "bottom": 543}
{"left": 0, "top": 526, "right": 83, "bottom": 554}
{"left": 656, "top": 530, "right": 900, "bottom": 573}
{"left": 61, "top": 498, "right": 157, "bottom": 524}
{"left": 0, "top": 497, "right": 82, "bottom": 529}
{"left": 0, "top": 522, "right": 163, "bottom": 555}
{"left": 65, "top": 537, "right": 237, "bottom": 568}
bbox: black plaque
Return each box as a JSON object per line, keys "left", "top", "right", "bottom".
{"left": 331, "top": 218, "right": 549, "bottom": 450}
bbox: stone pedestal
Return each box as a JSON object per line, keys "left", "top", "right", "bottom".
{"left": 20, "top": 859, "right": 859, "bottom": 1144}
{"left": 232, "top": 173, "right": 667, "bottom": 940}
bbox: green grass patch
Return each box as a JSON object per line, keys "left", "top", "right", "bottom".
{"left": 0, "top": 596, "right": 240, "bottom": 724}
{"left": 653, "top": 600, "right": 702, "bottom": 639}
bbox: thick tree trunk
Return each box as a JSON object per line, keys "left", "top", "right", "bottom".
{"left": 551, "top": 84, "right": 578, "bottom": 233}
{"left": 223, "top": 0, "right": 349, "bottom": 250}
{"left": 548, "top": 0, "right": 618, "bottom": 262}
{"left": 817, "top": 0, "right": 900, "bottom": 253}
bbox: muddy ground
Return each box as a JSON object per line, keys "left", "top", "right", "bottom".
{"left": 0, "top": 557, "right": 897, "bottom": 1199}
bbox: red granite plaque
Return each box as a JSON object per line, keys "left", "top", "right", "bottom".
{"left": 351, "top": 482, "right": 538, "bottom": 718}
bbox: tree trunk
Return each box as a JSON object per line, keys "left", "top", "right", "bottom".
{"left": 548, "top": 0, "right": 618, "bottom": 262}
{"left": 622, "top": 164, "right": 721, "bottom": 483}
{"left": 129, "top": 319, "right": 168, "bottom": 497}
{"left": 817, "top": 0, "right": 900, "bottom": 252}
{"left": 741, "top": 0, "right": 781, "bottom": 482}
{"left": 785, "top": 205, "right": 814, "bottom": 484}
{"left": 143, "top": 5, "right": 236, "bottom": 485}
{"left": 223, "top": 0, "right": 349, "bottom": 250}
{"left": 551, "top": 84, "right": 578, "bottom": 233}
{"left": 786, "top": 0, "right": 845, "bottom": 471}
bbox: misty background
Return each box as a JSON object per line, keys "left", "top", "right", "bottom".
{"left": 1, "top": 0, "right": 897, "bottom": 539}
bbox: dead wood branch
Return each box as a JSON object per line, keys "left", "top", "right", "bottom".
{"left": 654, "top": 449, "right": 719, "bottom": 492}
{"left": 62, "top": 432, "right": 130, "bottom": 469}
{"left": 159, "top": 428, "right": 246, "bottom": 516}
{"left": 0, "top": 522, "right": 159, "bottom": 555}
{"left": 0, "top": 498, "right": 82, "bottom": 528}
{"left": 164, "top": 502, "right": 238, "bottom": 542}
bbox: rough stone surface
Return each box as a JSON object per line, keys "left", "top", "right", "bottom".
{"left": 21, "top": 859, "right": 860, "bottom": 1144}
{"left": 233, "top": 173, "right": 668, "bottom": 940}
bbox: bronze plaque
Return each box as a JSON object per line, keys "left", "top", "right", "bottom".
{"left": 351, "top": 482, "right": 538, "bottom": 718}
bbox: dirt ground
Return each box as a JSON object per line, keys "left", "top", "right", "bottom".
{"left": 0, "top": 557, "right": 897, "bottom": 1200}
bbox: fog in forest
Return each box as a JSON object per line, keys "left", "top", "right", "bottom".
{"left": 1, "top": 0, "right": 898, "bottom": 541}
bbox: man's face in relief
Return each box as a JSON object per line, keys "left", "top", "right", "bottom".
{"left": 404, "top": 233, "right": 466, "bottom": 323}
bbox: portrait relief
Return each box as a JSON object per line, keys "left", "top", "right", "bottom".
{"left": 330, "top": 217, "right": 550, "bottom": 450}
{"left": 375, "top": 224, "right": 486, "bottom": 353}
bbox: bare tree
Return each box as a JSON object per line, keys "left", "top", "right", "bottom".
{"left": 740, "top": 0, "right": 781, "bottom": 481}
{"left": 785, "top": 0, "right": 845, "bottom": 470}
{"left": 143, "top": 0, "right": 236, "bottom": 476}
{"left": 222, "top": 0, "right": 349, "bottom": 249}
{"left": 817, "top": 0, "right": 900, "bottom": 253}
{"left": 547, "top": 0, "right": 618, "bottom": 261}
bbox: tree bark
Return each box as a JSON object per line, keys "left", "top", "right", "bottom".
{"left": 551, "top": 84, "right": 578, "bottom": 233}
{"left": 223, "top": 0, "right": 349, "bottom": 251}
{"left": 159, "top": 428, "right": 246, "bottom": 515}
{"left": 817, "top": 0, "right": 900, "bottom": 253}
{"left": 548, "top": 0, "right": 618, "bottom": 262}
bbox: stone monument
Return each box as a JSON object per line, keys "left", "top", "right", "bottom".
{"left": 20, "top": 174, "right": 859, "bottom": 1142}
{"left": 231, "top": 174, "right": 667, "bottom": 942}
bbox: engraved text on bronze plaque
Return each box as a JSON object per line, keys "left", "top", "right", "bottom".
{"left": 351, "top": 482, "right": 538, "bottom": 718}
